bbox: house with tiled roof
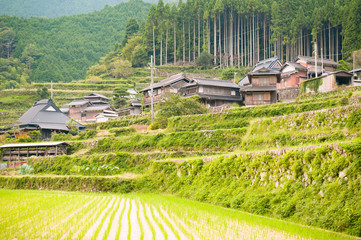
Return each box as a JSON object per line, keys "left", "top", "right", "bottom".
{"left": 61, "top": 93, "right": 114, "bottom": 122}
{"left": 139, "top": 73, "right": 190, "bottom": 106}
{"left": 4, "top": 99, "right": 85, "bottom": 139}
{"left": 241, "top": 68, "right": 281, "bottom": 106}
{"left": 295, "top": 56, "right": 339, "bottom": 78}
{"left": 180, "top": 78, "right": 242, "bottom": 106}
{"left": 277, "top": 62, "right": 308, "bottom": 101}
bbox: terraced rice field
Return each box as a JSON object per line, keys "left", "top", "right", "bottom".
{"left": 0, "top": 190, "right": 357, "bottom": 240}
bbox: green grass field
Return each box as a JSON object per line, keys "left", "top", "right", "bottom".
{"left": 0, "top": 189, "right": 358, "bottom": 240}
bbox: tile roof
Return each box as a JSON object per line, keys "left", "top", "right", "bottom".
{"left": 18, "top": 99, "right": 84, "bottom": 131}
{"left": 140, "top": 73, "right": 190, "bottom": 92}
{"left": 82, "top": 104, "right": 111, "bottom": 112}
{"left": 83, "top": 92, "right": 110, "bottom": 100}
{"left": 295, "top": 56, "right": 339, "bottom": 66}
{"left": 184, "top": 78, "right": 240, "bottom": 88}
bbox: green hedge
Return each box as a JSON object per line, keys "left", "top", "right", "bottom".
{"left": 0, "top": 176, "right": 137, "bottom": 193}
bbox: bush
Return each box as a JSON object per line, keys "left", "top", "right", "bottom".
{"left": 18, "top": 164, "right": 34, "bottom": 175}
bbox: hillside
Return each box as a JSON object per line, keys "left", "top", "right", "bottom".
{"left": 0, "top": 0, "right": 125, "bottom": 18}
{"left": 2, "top": 87, "right": 361, "bottom": 237}
{"left": 1, "top": 0, "right": 151, "bottom": 83}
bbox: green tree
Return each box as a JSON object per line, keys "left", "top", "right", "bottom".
{"left": 113, "top": 87, "right": 130, "bottom": 109}
{"left": 121, "top": 18, "right": 140, "bottom": 47}
{"left": 195, "top": 51, "right": 214, "bottom": 69}
{"left": 151, "top": 94, "right": 208, "bottom": 129}
{"left": 131, "top": 45, "right": 148, "bottom": 67}
{"left": 36, "top": 87, "right": 49, "bottom": 99}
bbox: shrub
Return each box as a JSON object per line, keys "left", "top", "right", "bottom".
{"left": 18, "top": 164, "right": 34, "bottom": 175}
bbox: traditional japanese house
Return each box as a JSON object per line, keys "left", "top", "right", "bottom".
{"left": 239, "top": 57, "right": 282, "bottom": 86}
{"left": 301, "top": 71, "right": 353, "bottom": 93}
{"left": 118, "top": 99, "right": 142, "bottom": 117}
{"left": 277, "top": 62, "right": 308, "bottom": 101}
{"left": 241, "top": 68, "right": 281, "bottom": 106}
{"left": 62, "top": 93, "right": 114, "bottom": 122}
{"left": 139, "top": 73, "right": 190, "bottom": 106}
{"left": 180, "top": 78, "right": 242, "bottom": 106}
{"left": 4, "top": 99, "right": 85, "bottom": 139}
{"left": 295, "top": 56, "right": 339, "bottom": 79}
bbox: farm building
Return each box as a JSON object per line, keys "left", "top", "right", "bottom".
{"left": 118, "top": 99, "right": 142, "bottom": 117}
{"left": 350, "top": 68, "right": 361, "bottom": 86}
{"left": 0, "top": 142, "right": 69, "bottom": 161}
{"left": 301, "top": 71, "right": 353, "bottom": 93}
{"left": 295, "top": 56, "right": 339, "bottom": 79}
{"left": 3, "top": 99, "right": 85, "bottom": 140}
{"left": 62, "top": 93, "right": 114, "bottom": 122}
{"left": 277, "top": 62, "right": 308, "bottom": 101}
{"left": 180, "top": 78, "right": 242, "bottom": 107}
{"left": 241, "top": 68, "right": 281, "bottom": 106}
{"left": 140, "top": 73, "right": 190, "bottom": 106}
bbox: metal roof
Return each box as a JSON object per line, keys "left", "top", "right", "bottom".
{"left": 0, "top": 142, "right": 70, "bottom": 149}
{"left": 140, "top": 73, "right": 190, "bottom": 92}
{"left": 242, "top": 85, "right": 277, "bottom": 92}
{"left": 295, "top": 56, "right": 339, "bottom": 66}
{"left": 184, "top": 78, "right": 240, "bottom": 89}
{"left": 65, "top": 99, "right": 89, "bottom": 106}
{"left": 82, "top": 104, "right": 111, "bottom": 112}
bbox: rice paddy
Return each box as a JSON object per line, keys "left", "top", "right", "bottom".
{"left": 0, "top": 189, "right": 357, "bottom": 240}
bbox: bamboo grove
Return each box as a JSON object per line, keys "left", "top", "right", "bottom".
{"left": 142, "top": 0, "right": 361, "bottom": 67}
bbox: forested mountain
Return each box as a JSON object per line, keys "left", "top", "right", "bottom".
{"left": 0, "top": 0, "right": 159, "bottom": 18}
{"left": 139, "top": 0, "right": 361, "bottom": 67}
{"left": 0, "top": 0, "right": 150, "bottom": 84}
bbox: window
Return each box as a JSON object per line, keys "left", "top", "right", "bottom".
{"left": 253, "top": 93, "right": 264, "bottom": 101}
{"left": 81, "top": 113, "right": 86, "bottom": 117}
{"left": 199, "top": 86, "right": 204, "bottom": 93}
{"left": 231, "top": 90, "right": 236, "bottom": 96}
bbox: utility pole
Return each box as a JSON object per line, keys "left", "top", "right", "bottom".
{"left": 315, "top": 41, "right": 318, "bottom": 78}
{"left": 321, "top": 48, "right": 324, "bottom": 75}
{"left": 234, "top": 72, "right": 237, "bottom": 83}
{"left": 150, "top": 55, "right": 154, "bottom": 124}
{"left": 51, "top": 81, "right": 53, "bottom": 99}
{"left": 353, "top": 51, "right": 356, "bottom": 71}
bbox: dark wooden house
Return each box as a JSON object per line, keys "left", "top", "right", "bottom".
{"left": 241, "top": 68, "right": 281, "bottom": 106}
{"left": 9, "top": 99, "right": 85, "bottom": 139}
{"left": 139, "top": 73, "right": 190, "bottom": 106}
{"left": 180, "top": 78, "right": 242, "bottom": 106}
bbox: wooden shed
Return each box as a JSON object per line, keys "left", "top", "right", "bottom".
{"left": 0, "top": 142, "right": 70, "bottom": 161}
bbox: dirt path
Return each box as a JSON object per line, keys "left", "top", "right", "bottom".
{"left": 107, "top": 198, "right": 125, "bottom": 239}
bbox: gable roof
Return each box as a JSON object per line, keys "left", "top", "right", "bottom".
{"left": 280, "top": 62, "right": 307, "bottom": 72}
{"left": 18, "top": 99, "right": 84, "bottom": 131}
{"left": 252, "top": 56, "right": 282, "bottom": 72}
{"left": 140, "top": 73, "right": 190, "bottom": 92}
{"left": 239, "top": 57, "right": 282, "bottom": 86}
{"left": 184, "top": 78, "right": 240, "bottom": 89}
{"left": 83, "top": 92, "right": 110, "bottom": 100}
{"left": 295, "top": 56, "right": 339, "bottom": 66}
{"left": 247, "top": 67, "right": 281, "bottom": 84}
